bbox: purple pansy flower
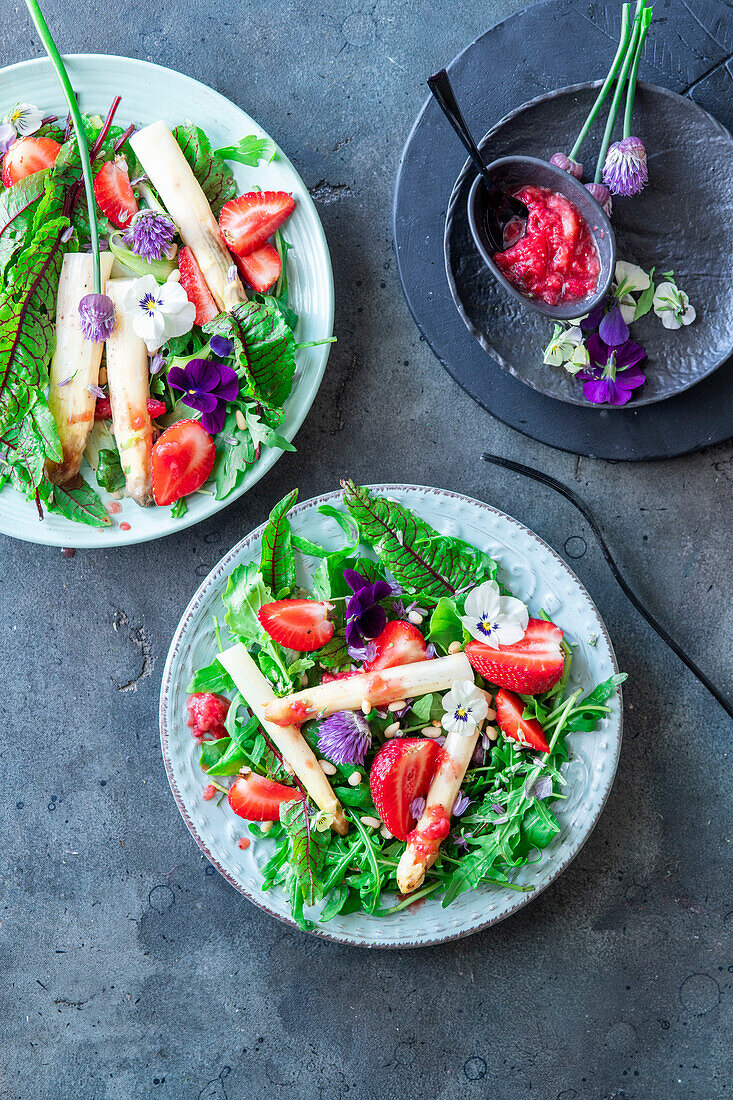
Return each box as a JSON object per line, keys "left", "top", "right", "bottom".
{"left": 598, "top": 305, "right": 629, "bottom": 347}
{"left": 602, "top": 136, "right": 648, "bottom": 197}
{"left": 578, "top": 333, "right": 646, "bottom": 405}
{"left": 344, "top": 569, "right": 392, "bottom": 647}
{"left": 580, "top": 299, "right": 607, "bottom": 332}
{"left": 209, "top": 335, "right": 234, "bottom": 359}
{"left": 78, "top": 293, "right": 116, "bottom": 342}
{"left": 123, "top": 209, "right": 176, "bottom": 262}
{"left": 317, "top": 710, "right": 371, "bottom": 766}
{"left": 550, "top": 152, "right": 583, "bottom": 180}
{"left": 167, "top": 358, "right": 239, "bottom": 434}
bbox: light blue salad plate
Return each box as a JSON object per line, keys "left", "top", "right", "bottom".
{"left": 160, "top": 485, "right": 623, "bottom": 948}
{"left": 0, "top": 55, "right": 333, "bottom": 548}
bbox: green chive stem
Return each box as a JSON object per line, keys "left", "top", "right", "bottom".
{"left": 623, "top": 6, "right": 653, "bottom": 137}
{"left": 594, "top": 0, "right": 646, "bottom": 183}
{"left": 24, "top": 0, "right": 102, "bottom": 293}
{"left": 568, "top": 3, "right": 632, "bottom": 161}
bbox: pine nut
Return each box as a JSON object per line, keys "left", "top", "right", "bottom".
{"left": 408, "top": 610, "right": 423, "bottom": 625}
{"left": 432, "top": 720, "right": 441, "bottom": 728}
{"left": 348, "top": 771, "right": 362, "bottom": 786}
{"left": 98, "top": 366, "right": 107, "bottom": 385}
{"left": 487, "top": 726, "right": 499, "bottom": 741}
{"left": 361, "top": 698, "right": 372, "bottom": 714}
{"left": 235, "top": 409, "right": 247, "bottom": 431}
{"left": 300, "top": 672, "right": 309, "bottom": 687}
{"left": 380, "top": 825, "right": 393, "bottom": 839}
{"left": 422, "top": 726, "right": 442, "bottom": 739}
{"left": 167, "top": 268, "right": 181, "bottom": 282}
{"left": 384, "top": 721, "right": 400, "bottom": 738}
{"left": 260, "top": 821, "right": 274, "bottom": 833}
{"left": 485, "top": 708, "right": 496, "bottom": 721}
{"left": 360, "top": 816, "right": 381, "bottom": 829}
{"left": 319, "top": 759, "right": 337, "bottom": 775}
{"left": 388, "top": 699, "right": 406, "bottom": 712}
{"left": 240, "top": 766, "right": 252, "bottom": 775}
{"left": 448, "top": 641, "right": 462, "bottom": 654}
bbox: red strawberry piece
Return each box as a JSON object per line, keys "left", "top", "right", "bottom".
{"left": 151, "top": 419, "right": 215, "bottom": 506}
{"left": 202, "top": 783, "right": 217, "bottom": 801}
{"left": 187, "top": 692, "right": 230, "bottom": 734}
{"left": 364, "top": 620, "right": 427, "bottom": 672}
{"left": 146, "top": 398, "right": 167, "bottom": 419}
{"left": 95, "top": 396, "right": 167, "bottom": 420}
{"left": 321, "top": 669, "right": 360, "bottom": 683}
{"left": 2, "top": 136, "right": 60, "bottom": 186}
{"left": 495, "top": 689, "right": 550, "bottom": 753}
{"left": 93, "top": 159, "right": 139, "bottom": 228}
{"left": 258, "top": 599, "right": 334, "bottom": 652}
{"left": 465, "top": 619, "right": 565, "bottom": 694}
{"left": 178, "top": 246, "right": 218, "bottom": 325}
{"left": 370, "top": 738, "right": 443, "bottom": 840}
{"left": 218, "top": 191, "right": 295, "bottom": 256}
{"left": 233, "top": 243, "right": 281, "bottom": 293}
{"left": 228, "top": 771, "right": 300, "bottom": 821}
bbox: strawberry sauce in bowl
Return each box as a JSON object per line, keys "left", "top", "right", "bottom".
{"left": 466, "top": 155, "right": 615, "bottom": 321}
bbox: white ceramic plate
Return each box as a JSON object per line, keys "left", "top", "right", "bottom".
{"left": 160, "top": 485, "right": 623, "bottom": 948}
{"left": 0, "top": 55, "right": 333, "bottom": 548}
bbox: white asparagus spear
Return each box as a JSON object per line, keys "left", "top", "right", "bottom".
{"left": 47, "top": 252, "right": 114, "bottom": 484}
{"left": 130, "top": 121, "right": 247, "bottom": 313}
{"left": 104, "top": 278, "right": 154, "bottom": 506}
{"left": 396, "top": 718, "right": 485, "bottom": 894}
{"left": 217, "top": 643, "right": 348, "bottom": 835}
{"left": 264, "top": 652, "right": 473, "bottom": 727}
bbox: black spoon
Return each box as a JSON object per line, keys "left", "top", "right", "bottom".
{"left": 427, "top": 68, "right": 528, "bottom": 253}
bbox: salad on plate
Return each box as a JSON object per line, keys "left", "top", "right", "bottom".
{"left": 0, "top": 7, "right": 329, "bottom": 530}
{"left": 185, "top": 483, "right": 625, "bottom": 931}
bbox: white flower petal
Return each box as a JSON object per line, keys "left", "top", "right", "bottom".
{"left": 619, "top": 295, "right": 636, "bottom": 325}
{"left": 615, "top": 260, "right": 649, "bottom": 294}
{"left": 681, "top": 304, "right": 696, "bottom": 325}
{"left": 463, "top": 579, "right": 501, "bottom": 620}
{"left": 660, "top": 312, "right": 681, "bottom": 330}
{"left": 124, "top": 274, "right": 160, "bottom": 313}
{"left": 133, "top": 308, "right": 166, "bottom": 352}
{"left": 10, "top": 103, "right": 44, "bottom": 136}
{"left": 157, "top": 280, "right": 192, "bottom": 315}
{"left": 162, "top": 300, "right": 196, "bottom": 341}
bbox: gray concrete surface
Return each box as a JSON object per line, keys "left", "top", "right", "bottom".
{"left": 1, "top": 0, "right": 731, "bottom": 1096}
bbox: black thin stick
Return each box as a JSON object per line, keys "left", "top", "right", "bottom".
{"left": 481, "top": 453, "right": 733, "bottom": 721}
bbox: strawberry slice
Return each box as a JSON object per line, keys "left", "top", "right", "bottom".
{"left": 2, "top": 136, "right": 60, "bottom": 186}
{"left": 151, "top": 419, "right": 215, "bottom": 505}
{"left": 178, "top": 246, "right": 218, "bottom": 325}
{"left": 370, "top": 738, "right": 443, "bottom": 840}
{"left": 364, "top": 620, "right": 427, "bottom": 672}
{"left": 321, "top": 669, "right": 359, "bottom": 683}
{"left": 234, "top": 244, "right": 281, "bottom": 293}
{"left": 228, "top": 771, "right": 300, "bottom": 821}
{"left": 258, "top": 599, "right": 334, "bottom": 652}
{"left": 93, "top": 160, "right": 139, "bottom": 228}
{"left": 495, "top": 689, "right": 550, "bottom": 753}
{"left": 465, "top": 619, "right": 565, "bottom": 694}
{"left": 219, "top": 191, "right": 295, "bottom": 256}
{"left": 95, "top": 396, "right": 167, "bottom": 420}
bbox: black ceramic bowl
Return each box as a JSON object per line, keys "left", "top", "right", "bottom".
{"left": 467, "top": 155, "right": 615, "bottom": 321}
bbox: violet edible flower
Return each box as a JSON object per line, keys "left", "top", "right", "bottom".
{"left": 317, "top": 710, "right": 371, "bottom": 766}
{"left": 579, "top": 299, "right": 607, "bottom": 332}
{"left": 598, "top": 305, "right": 629, "bottom": 347}
{"left": 123, "top": 208, "right": 176, "bottom": 262}
{"left": 578, "top": 333, "right": 646, "bottom": 405}
{"left": 452, "top": 790, "right": 471, "bottom": 816}
{"left": 550, "top": 152, "right": 583, "bottom": 180}
{"left": 167, "top": 357, "right": 239, "bottom": 435}
{"left": 209, "top": 334, "right": 234, "bottom": 359}
{"left": 78, "top": 293, "right": 116, "bottom": 342}
{"left": 149, "top": 352, "right": 165, "bottom": 375}
{"left": 346, "top": 640, "right": 376, "bottom": 665}
{"left": 0, "top": 122, "right": 17, "bottom": 156}
{"left": 343, "top": 569, "right": 392, "bottom": 647}
{"left": 602, "top": 136, "right": 648, "bottom": 197}
{"left": 409, "top": 795, "right": 426, "bottom": 822}
{"left": 585, "top": 182, "right": 612, "bottom": 217}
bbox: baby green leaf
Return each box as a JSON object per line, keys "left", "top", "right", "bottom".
{"left": 215, "top": 134, "right": 277, "bottom": 167}
{"left": 260, "top": 488, "right": 298, "bottom": 596}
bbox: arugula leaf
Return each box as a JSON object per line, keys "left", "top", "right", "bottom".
{"left": 212, "top": 409, "right": 256, "bottom": 500}
{"left": 186, "top": 659, "right": 235, "bottom": 694}
{"left": 223, "top": 561, "right": 271, "bottom": 643}
{"left": 260, "top": 488, "right": 298, "bottom": 597}
{"left": 204, "top": 298, "right": 297, "bottom": 407}
{"left": 95, "top": 448, "right": 125, "bottom": 493}
{"left": 582, "top": 673, "right": 627, "bottom": 705}
{"left": 40, "top": 476, "right": 111, "bottom": 528}
{"left": 244, "top": 407, "right": 296, "bottom": 455}
{"left": 214, "top": 135, "right": 277, "bottom": 167}
{"left": 173, "top": 122, "right": 237, "bottom": 217}
{"left": 171, "top": 498, "right": 187, "bottom": 519}
{"left": 280, "top": 799, "right": 328, "bottom": 907}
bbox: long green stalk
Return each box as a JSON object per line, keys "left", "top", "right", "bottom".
{"left": 623, "top": 6, "right": 653, "bottom": 136}
{"left": 594, "top": 0, "right": 646, "bottom": 182}
{"left": 569, "top": 3, "right": 632, "bottom": 161}
{"left": 24, "top": 0, "right": 101, "bottom": 293}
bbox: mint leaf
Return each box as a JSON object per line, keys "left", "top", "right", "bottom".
{"left": 260, "top": 488, "right": 298, "bottom": 597}
{"left": 173, "top": 122, "right": 237, "bottom": 217}
{"left": 215, "top": 135, "right": 277, "bottom": 167}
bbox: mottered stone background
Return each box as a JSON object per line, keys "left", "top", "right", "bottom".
{"left": 0, "top": 0, "right": 730, "bottom": 1096}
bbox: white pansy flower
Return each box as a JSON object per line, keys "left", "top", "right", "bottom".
{"left": 618, "top": 293, "right": 637, "bottom": 325}
{"left": 6, "top": 102, "right": 44, "bottom": 137}
{"left": 614, "top": 260, "right": 650, "bottom": 296}
{"left": 543, "top": 324, "right": 587, "bottom": 373}
{"left": 653, "top": 281, "right": 696, "bottom": 330}
{"left": 461, "top": 579, "right": 529, "bottom": 649}
{"left": 123, "top": 273, "right": 196, "bottom": 352}
{"left": 441, "top": 680, "right": 489, "bottom": 737}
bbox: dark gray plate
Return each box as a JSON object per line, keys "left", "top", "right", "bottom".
{"left": 445, "top": 81, "right": 733, "bottom": 408}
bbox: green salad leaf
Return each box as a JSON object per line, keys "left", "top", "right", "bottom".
{"left": 173, "top": 121, "right": 237, "bottom": 217}
{"left": 223, "top": 561, "right": 271, "bottom": 644}
{"left": 215, "top": 134, "right": 277, "bottom": 167}
{"left": 204, "top": 298, "right": 296, "bottom": 407}
{"left": 280, "top": 798, "right": 328, "bottom": 908}
{"left": 95, "top": 448, "right": 125, "bottom": 493}
{"left": 260, "top": 488, "right": 298, "bottom": 597}
{"left": 39, "top": 475, "right": 111, "bottom": 528}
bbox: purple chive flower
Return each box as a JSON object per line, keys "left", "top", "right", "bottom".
{"left": 149, "top": 352, "right": 165, "bottom": 375}
{"left": 347, "top": 639, "right": 376, "bottom": 665}
{"left": 452, "top": 832, "right": 470, "bottom": 851}
{"left": 344, "top": 569, "right": 392, "bottom": 647}
{"left": 578, "top": 333, "right": 646, "bottom": 405}
{"left": 425, "top": 642, "right": 437, "bottom": 660}
{"left": 209, "top": 335, "right": 234, "bottom": 359}
{"left": 123, "top": 209, "right": 176, "bottom": 262}
{"left": 78, "top": 293, "right": 116, "bottom": 342}
{"left": 550, "top": 152, "right": 583, "bottom": 180}
{"left": 87, "top": 383, "right": 105, "bottom": 400}
{"left": 526, "top": 775, "right": 554, "bottom": 800}
{"left": 598, "top": 305, "right": 629, "bottom": 347}
{"left": 602, "top": 136, "right": 648, "bottom": 197}
{"left": 317, "top": 710, "right": 371, "bottom": 766}
{"left": 585, "top": 182, "right": 612, "bottom": 217}
{"left": 452, "top": 790, "right": 471, "bottom": 816}
{"left": 409, "top": 795, "right": 426, "bottom": 822}
{"left": 491, "top": 802, "right": 505, "bottom": 816}
{"left": 0, "top": 122, "right": 16, "bottom": 156}
{"left": 167, "top": 358, "right": 239, "bottom": 435}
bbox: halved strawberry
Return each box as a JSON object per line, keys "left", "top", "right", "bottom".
{"left": 219, "top": 191, "right": 295, "bottom": 256}
{"left": 228, "top": 771, "right": 300, "bottom": 821}
{"left": 321, "top": 669, "right": 360, "bottom": 683}
{"left": 93, "top": 160, "right": 138, "bottom": 228}
{"left": 495, "top": 689, "right": 550, "bottom": 753}
{"left": 234, "top": 244, "right": 281, "bottom": 293}
{"left": 370, "top": 738, "right": 442, "bottom": 840}
{"left": 258, "top": 599, "right": 334, "bottom": 652}
{"left": 95, "top": 396, "right": 167, "bottom": 420}
{"left": 178, "top": 246, "right": 218, "bottom": 325}
{"left": 151, "top": 419, "right": 215, "bottom": 505}
{"left": 2, "top": 136, "right": 60, "bottom": 186}
{"left": 364, "top": 620, "right": 427, "bottom": 672}
{"left": 465, "top": 619, "right": 565, "bottom": 695}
